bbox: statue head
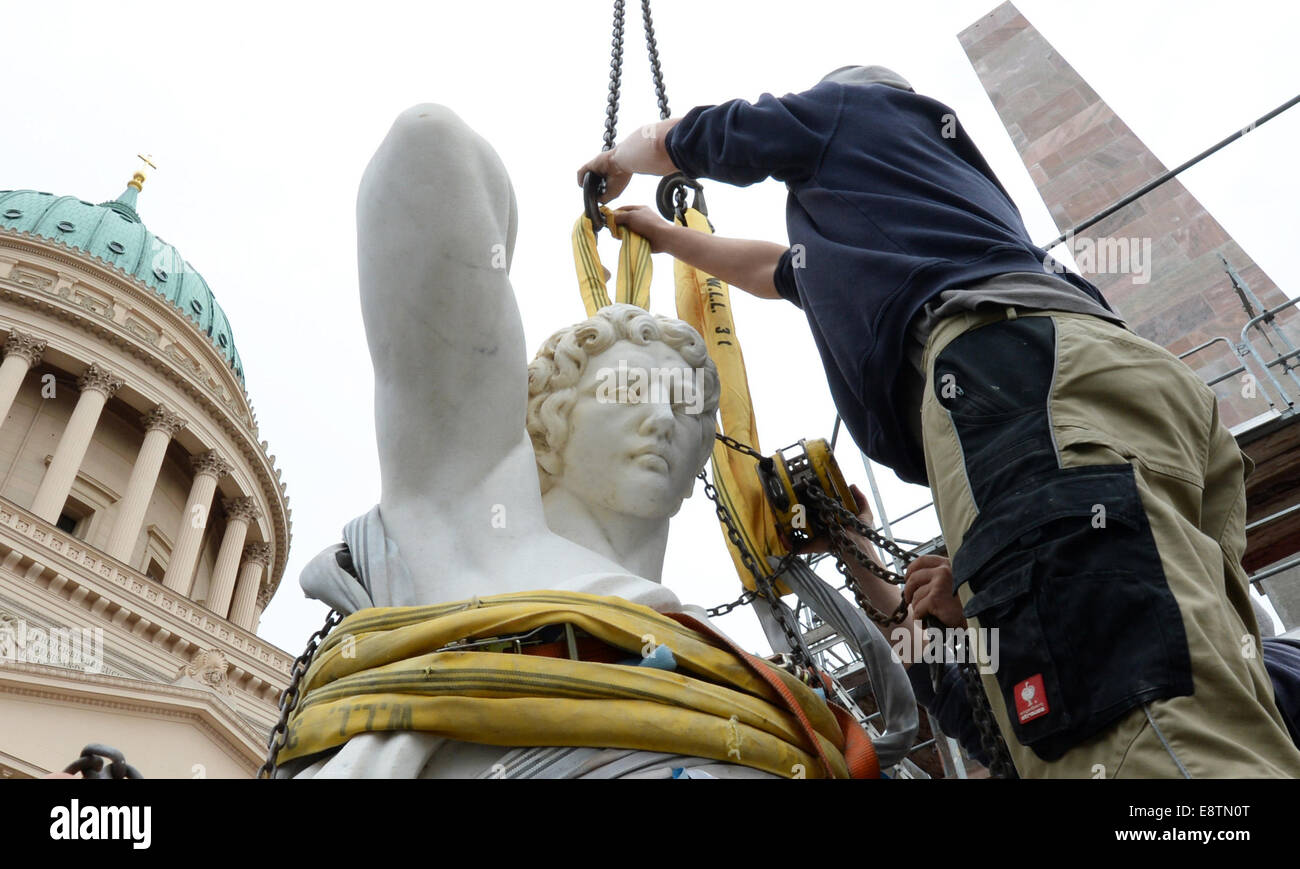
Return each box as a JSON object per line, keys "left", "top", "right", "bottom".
{"left": 527, "top": 304, "right": 720, "bottom": 519}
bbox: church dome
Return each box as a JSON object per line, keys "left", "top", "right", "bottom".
{"left": 0, "top": 180, "right": 243, "bottom": 382}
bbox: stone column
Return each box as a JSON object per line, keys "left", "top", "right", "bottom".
{"left": 31, "top": 364, "right": 124, "bottom": 522}
{"left": 104, "top": 406, "right": 188, "bottom": 562}
{"left": 0, "top": 332, "right": 46, "bottom": 427}
{"left": 162, "top": 450, "right": 230, "bottom": 595}
{"left": 205, "top": 497, "right": 261, "bottom": 618}
{"left": 230, "top": 542, "right": 273, "bottom": 631}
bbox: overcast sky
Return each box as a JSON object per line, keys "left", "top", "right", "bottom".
{"left": 4, "top": 0, "right": 1297, "bottom": 655}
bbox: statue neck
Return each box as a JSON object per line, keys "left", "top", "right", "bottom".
{"left": 541, "top": 486, "right": 670, "bottom": 584}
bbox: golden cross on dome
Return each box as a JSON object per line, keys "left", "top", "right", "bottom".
{"left": 128, "top": 154, "right": 157, "bottom": 192}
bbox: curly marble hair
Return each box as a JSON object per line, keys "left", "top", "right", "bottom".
{"left": 527, "top": 304, "right": 720, "bottom": 494}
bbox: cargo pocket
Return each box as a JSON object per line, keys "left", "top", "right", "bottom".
{"left": 963, "top": 561, "right": 1074, "bottom": 747}
{"left": 954, "top": 464, "right": 1193, "bottom": 762}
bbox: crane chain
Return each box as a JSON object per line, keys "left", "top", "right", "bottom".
{"left": 800, "top": 481, "right": 915, "bottom": 567}
{"left": 595, "top": 0, "right": 688, "bottom": 215}
{"left": 707, "top": 587, "right": 757, "bottom": 618}
{"left": 641, "top": 0, "right": 670, "bottom": 120}
{"left": 258, "top": 607, "right": 342, "bottom": 779}
{"left": 714, "top": 432, "right": 765, "bottom": 461}
{"left": 600, "top": 0, "right": 626, "bottom": 152}
{"left": 638, "top": 0, "right": 686, "bottom": 214}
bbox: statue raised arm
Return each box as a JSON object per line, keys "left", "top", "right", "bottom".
{"left": 350, "top": 105, "right": 674, "bottom": 607}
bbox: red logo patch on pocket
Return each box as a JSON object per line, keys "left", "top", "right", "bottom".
{"left": 1014, "top": 674, "right": 1049, "bottom": 724}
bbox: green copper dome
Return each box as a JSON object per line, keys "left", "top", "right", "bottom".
{"left": 0, "top": 184, "right": 244, "bottom": 383}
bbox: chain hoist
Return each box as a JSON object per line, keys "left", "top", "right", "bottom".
{"left": 709, "top": 433, "right": 1019, "bottom": 778}
{"left": 800, "top": 484, "right": 912, "bottom": 627}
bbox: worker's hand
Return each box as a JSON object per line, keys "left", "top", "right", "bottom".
{"left": 576, "top": 149, "right": 633, "bottom": 204}
{"left": 610, "top": 205, "right": 673, "bottom": 253}
{"left": 794, "top": 484, "right": 874, "bottom": 556}
{"left": 903, "top": 555, "right": 966, "bottom": 628}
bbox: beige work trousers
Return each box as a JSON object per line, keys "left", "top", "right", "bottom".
{"left": 920, "top": 308, "right": 1300, "bottom": 778}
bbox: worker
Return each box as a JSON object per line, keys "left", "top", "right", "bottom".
{"left": 576, "top": 65, "right": 1300, "bottom": 777}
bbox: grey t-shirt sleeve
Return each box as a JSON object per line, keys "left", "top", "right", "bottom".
{"left": 899, "top": 270, "right": 1127, "bottom": 454}
{"left": 905, "top": 270, "right": 1126, "bottom": 382}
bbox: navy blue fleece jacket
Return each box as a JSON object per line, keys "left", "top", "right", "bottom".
{"left": 664, "top": 81, "right": 1112, "bottom": 483}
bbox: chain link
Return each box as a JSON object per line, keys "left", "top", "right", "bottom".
{"left": 641, "top": 0, "right": 669, "bottom": 120}
{"left": 638, "top": 0, "right": 685, "bottom": 213}
{"left": 595, "top": 1, "right": 688, "bottom": 216}
{"left": 957, "top": 657, "right": 1020, "bottom": 778}
{"left": 258, "top": 608, "right": 343, "bottom": 779}
{"left": 706, "top": 587, "right": 756, "bottom": 618}
{"left": 804, "top": 463, "right": 1019, "bottom": 777}
{"left": 695, "top": 470, "right": 814, "bottom": 671}
{"left": 713, "top": 432, "right": 766, "bottom": 461}
{"left": 601, "top": 0, "right": 626, "bottom": 152}
{"left": 800, "top": 485, "right": 912, "bottom": 626}
{"left": 63, "top": 744, "right": 142, "bottom": 779}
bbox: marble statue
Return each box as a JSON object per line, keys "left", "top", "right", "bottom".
{"left": 283, "top": 105, "right": 764, "bottom": 778}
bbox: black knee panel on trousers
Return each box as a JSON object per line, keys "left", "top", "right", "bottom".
{"left": 934, "top": 316, "right": 1194, "bottom": 761}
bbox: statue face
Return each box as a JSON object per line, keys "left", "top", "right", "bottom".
{"left": 557, "top": 339, "right": 715, "bottom": 519}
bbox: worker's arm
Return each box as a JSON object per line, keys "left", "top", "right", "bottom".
{"left": 803, "top": 486, "right": 966, "bottom": 664}
{"left": 575, "top": 118, "right": 682, "bottom": 203}
{"left": 849, "top": 552, "right": 969, "bottom": 663}
{"left": 661, "top": 86, "right": 841, "bottom": 187}
{"left": 576, "top": 83, "right": 842, "bottom": 200}
{"left": 609, "top": 205, "right": 785, "bottom": 299}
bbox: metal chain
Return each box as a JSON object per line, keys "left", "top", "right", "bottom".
{"left": 258, "top": 608, "right": 343, "bottom": 779}
{"left": 801, "top": 485, "right": 911, "bottom": 626}
{"left": 638, "top": 0, "right": 687, "bottom": 215}
{"left": 711, "top": 430, "right": 914, "bottom": 624}
{"left": 601, "top": 0, "right": 626, "bottom": 151}
{"left": 756, "top": 552, "right": 816, "bottom": 673}
{"left": 641, "top": 0, "right": 670, "bottom": 120}
{"left": 802, "top": 478, "right": 1018, "bottom": 776}
{"left": 713, "top": 432, "right": 766, "bottom": 461}
{"left": 63, "top": 744, "right": 142, "bottom": 779}
{"left": 801, "top": 482, "right": 916, "bottom": 567}
{"left": 957, "top": 658, "right": 1019, "bottom": 778}
{"left": 707, "top": 587, "right": 757, "bottom": 618}
{"left": 695, "top": 470, "right": 814, "bottom": 671}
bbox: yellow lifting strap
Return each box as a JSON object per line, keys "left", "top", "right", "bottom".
{"left": 570, "top": 205, "right": 789, "bottom": 593}
{"left": 671, "top": 207, "right": 790, "bottom": 593}
{"left": 276, "top": 591, "right": 857, "bottom": 778}
{"left": 572, "top": 207, "right": 652, "bottom": 316}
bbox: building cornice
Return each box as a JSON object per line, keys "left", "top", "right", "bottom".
{"left": 0, "top": 660, "right": 266, "bottom": 775}
{"left": 0, "top": 498, "right": 293, "bottom": 694}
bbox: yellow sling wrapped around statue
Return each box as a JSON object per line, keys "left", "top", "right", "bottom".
{"left": 275, "top": 590, "right": 855, "bottom": 778}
